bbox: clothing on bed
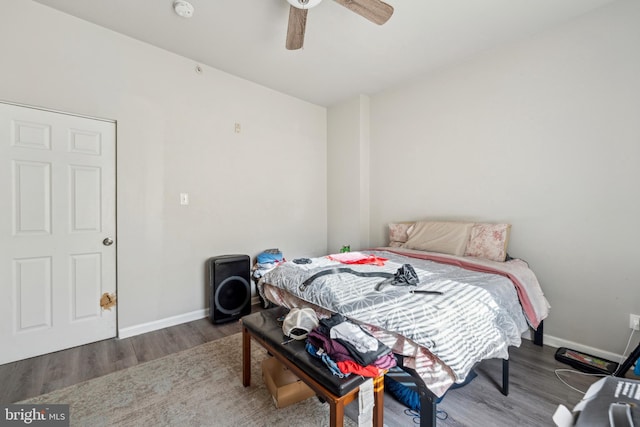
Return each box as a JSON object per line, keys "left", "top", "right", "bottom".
{"left": 327, "top": 252, "right": 388, "bottom": 266}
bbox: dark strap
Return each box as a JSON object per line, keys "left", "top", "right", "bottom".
{"left": 299, "top": 268, "right": 394, "bottom": 291}
{"left": 410, "top": 290, "right": 443, "bottom": 295}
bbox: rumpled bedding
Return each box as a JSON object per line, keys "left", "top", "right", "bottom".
{"left": 259, "top": 248, "right": 549, "bottom": 397}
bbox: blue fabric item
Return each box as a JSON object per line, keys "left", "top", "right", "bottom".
{"left": 635, "top": 361, "right": 640, "bottom": 376}
{"left": 384, "top": 369, "right": 477, "bottom": 410}
{"left": 257, "top": 251, "right": 283, "bottom": 264}
{"left": 305, "top": 342, "right": 349, "bottom": 378}
{"left": 384, "top": 376, "right": 425, "bottom": 410}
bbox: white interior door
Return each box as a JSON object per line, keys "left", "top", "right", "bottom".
{"left": 0, "top": 102, "right": 116, "bottom": 365}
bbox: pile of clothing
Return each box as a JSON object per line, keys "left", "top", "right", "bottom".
{"left": 283, "top": 308, "right": 396, "bottom": 378}
{"left": 252, "top": 248, "right": 285, "bottom": 282}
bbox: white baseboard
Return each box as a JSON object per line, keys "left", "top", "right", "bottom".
{"left": 523, "top": 330, "right": 624, "bottom": 362}
{"left": 542, "top": 334, "right": 624, "bottom": 362}
{"left": 118, "top": 298, "right": 263, "bottom": 339}
{"left": 118, "top": 308, "right": 210, "bottom": 339}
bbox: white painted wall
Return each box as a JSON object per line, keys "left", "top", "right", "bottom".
{"left": 0, "top": 2, "right": 327, "bottom": 331}
{"left": 327, "top": 96, "right": 370, "bottom": 253}
{"left": 368, "top": 0, "right": 640, "bottom": 357}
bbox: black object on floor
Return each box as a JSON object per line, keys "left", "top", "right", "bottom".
{"left": 208, "top": 254, "right": 251, "bottom": 324}
{"left": 555, "top": 347, "right": 619, "bottom": 375}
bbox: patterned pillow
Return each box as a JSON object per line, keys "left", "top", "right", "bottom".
{"left": 464, "top": 223, "right": 511, "bottom": 262}
{"left": 388, "top": 222, "right": 414, "bottom": 247}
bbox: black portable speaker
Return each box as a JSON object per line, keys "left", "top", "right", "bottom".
{"left": 207, "top": 254, "right": 251, "bottom": 324}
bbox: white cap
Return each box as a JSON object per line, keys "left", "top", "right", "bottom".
{"left": 282, "top": 308, "right": 319, "bottom": 340}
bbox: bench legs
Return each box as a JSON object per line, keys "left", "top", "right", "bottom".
{"left": 242, "top": 325, "right": 383, "bottom": 427}
{"left": 373, "top": 375, "right": 384, "bottom": 426}
{"left": 242, "top": 326, "right": 251, "bottom": 387}
{"left": 328, "top": 400, "right": 344, "bottom": 427}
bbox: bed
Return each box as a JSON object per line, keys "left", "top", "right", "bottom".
{"left": 258, "top": 220, "right": 550, "bottom": 426}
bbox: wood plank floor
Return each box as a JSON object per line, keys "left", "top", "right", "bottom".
{"left": 0, "top": 312, "right": 247, "bottom": 403}
{"left": 1, "top": 307, "right": 637, "bottom": 426}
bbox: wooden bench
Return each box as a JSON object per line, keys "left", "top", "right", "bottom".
{"left": 241, "top": 307, "right": 384, "bottom": 427}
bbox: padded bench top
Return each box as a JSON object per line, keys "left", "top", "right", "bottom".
{"left": 241, "top": 307, "right": 368, "bottom": 397}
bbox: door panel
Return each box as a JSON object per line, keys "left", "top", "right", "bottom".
{"left": 70, "top": 252, "right": 102, "bottom": 321}
{"left": 0, "top": 102, "right": 116, "bottom": 364}
{"left": 14, "top": 256, "right": 52, "bottom": 331}
{"left": 13, "top": 160, "right": 52, "bottom": 235}
{"left": 70, "top": 165, "right": 101, "bottom": 232}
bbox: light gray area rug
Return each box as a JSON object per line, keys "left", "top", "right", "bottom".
{"left": 22, "top": 333, "right": 358, "bottom": 427}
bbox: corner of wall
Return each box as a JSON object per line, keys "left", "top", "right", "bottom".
{"left": 327, "top": 95, "right": 371, "bottom": 252}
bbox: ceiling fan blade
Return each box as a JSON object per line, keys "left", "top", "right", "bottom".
{"left": 333, "top": 0, "right": 393, "bottom": 25}
{"left": 286, "top": 6, "right": 308, "bottom": 50}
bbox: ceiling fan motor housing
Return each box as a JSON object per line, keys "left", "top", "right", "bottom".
{"left": 287, "top": 0, "right": 323, "bottom": 9}
{"left": 286, "top": 0, "right": 394, "bottom": 50}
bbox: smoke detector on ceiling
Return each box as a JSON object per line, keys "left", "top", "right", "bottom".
{"left": 173, "top": 0, "right": 194, "bottom": 18}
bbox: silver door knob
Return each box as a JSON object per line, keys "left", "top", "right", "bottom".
{"left": 103, "top": 237, "right": 114, "bottom": 246}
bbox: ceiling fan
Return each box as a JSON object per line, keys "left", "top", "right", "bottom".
{"left": 285, "top": 0, "right": 394, "bottom": 50}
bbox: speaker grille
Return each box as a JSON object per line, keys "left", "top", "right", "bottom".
{"left": 215, "top": 275, "right": 250, "bottom": 314}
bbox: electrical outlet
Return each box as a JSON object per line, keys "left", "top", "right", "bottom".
{"left": 630, "top": 314, "right": 640, "bottom": 331}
